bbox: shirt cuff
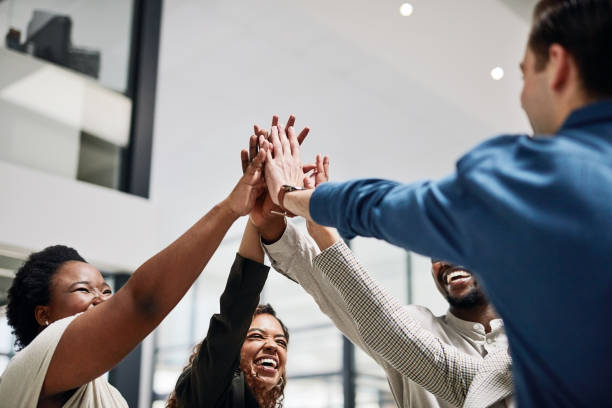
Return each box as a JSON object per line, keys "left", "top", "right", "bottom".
{"left": 262, "top": 222, "right": 299, "bottom": 255}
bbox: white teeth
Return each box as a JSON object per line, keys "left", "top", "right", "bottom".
{"left": 256, "top": 358, "right": 277, "bottom": 368}
{"left": 446, "top": 270, "right": 471, "bottom": 284}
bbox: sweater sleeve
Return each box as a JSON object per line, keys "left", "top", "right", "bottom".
{"left": 172, "top": 254, "right": 269, "bottom": 407}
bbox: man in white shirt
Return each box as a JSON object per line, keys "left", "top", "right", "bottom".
{"left": 260, "top": 219, "right": 511, "bottom": 407}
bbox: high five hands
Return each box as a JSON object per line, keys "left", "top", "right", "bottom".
{"left": 240, "top": 114, "right": 331, "bottom": 233}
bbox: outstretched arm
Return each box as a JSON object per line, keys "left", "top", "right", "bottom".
{"left": 314, "top": 242, "right": 511, "bottom": 406}
{"left": 172, "top": 221, "right": 269, "bottom": 406}
{"left": 42, "top": 146, "right": 269, "bottom": 397}
{"left": 261, "top": 124, "right": 476, "bottom": 267}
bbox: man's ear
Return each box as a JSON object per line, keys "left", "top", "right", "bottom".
{"left": 34, "top": 305, "right": 50, "bottom": 327}
{"left": 547, "top": 43, "right": 571, "bottom": 93}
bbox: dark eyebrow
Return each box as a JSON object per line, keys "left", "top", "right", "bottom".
{"left": 68, "top": 281, "right": 111, "bottom": 289}
{"left": 248, "top": 328, "right": 264, "bottom": 333}
{"left": 69, "top": 281, "right": 91, "bottom": 289}
{"left": 247, "top": 328, "right": 286, "bottom": 339}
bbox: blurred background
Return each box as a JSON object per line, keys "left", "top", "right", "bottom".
{"left": 0, "top": 0, "right": 534, "bottom": 406}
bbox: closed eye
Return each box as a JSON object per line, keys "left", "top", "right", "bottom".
{"left": 74, "top": 288, "right": 90, "bottom": 293}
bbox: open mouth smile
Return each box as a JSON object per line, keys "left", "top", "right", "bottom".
{"left": 255, "top": 357, "right": 278, "bottom": 369}
{"left": 440, "top": 266, "right": 473, "bottom": 287}
{"left": 253, "top": 356, "right": 279, "bottom": 376}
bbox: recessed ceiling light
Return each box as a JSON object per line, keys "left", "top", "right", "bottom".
{"left": 490, "top": 67, "right": 504, "bottom": 80}
{"left": 400, "top": 3, "right": 414, "bottom": 16}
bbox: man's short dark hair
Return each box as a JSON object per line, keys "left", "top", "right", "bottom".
{"left": 529, "top": 0, "right": 612, "bottom": 99}
{"left": 7, "top": 245, "right": 86, "bottom": 349}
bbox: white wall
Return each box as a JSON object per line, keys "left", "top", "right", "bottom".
{"left": 0, "top": 161, "right": 156, "bottom": 272}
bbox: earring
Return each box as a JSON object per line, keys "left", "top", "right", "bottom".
{"left": 45, "top": 320, "right": 49, "bottom": 326}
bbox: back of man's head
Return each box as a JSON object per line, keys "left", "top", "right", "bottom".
{"left": 529, "top": 0, "right": 612, "bottom": 100}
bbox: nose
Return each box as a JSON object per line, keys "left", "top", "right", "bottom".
{"left": 263, "top": 339, "right": 278, "bottom": 352}
{"left": 91, "top": 288, "right": 111, "bottom": 307}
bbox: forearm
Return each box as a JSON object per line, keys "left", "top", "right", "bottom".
{"left": 123, "top": 203, "right": 237, "bottom": 324}
{"left": 309, "top": 177, "right": 473, "bottom": 267}
{"left": 263, "top": 224, "right": 367, "bottom": 350}
{"left": 283, "top": 189, "right": 314, "bottom": 221}
{"left": 307, "top": 223, "right": 342, "bottom": 251}
{"left": 239, "top": 220, "right": 265, "bottom": 263}
{"left": 259, "top": 216, "right": 287, "bottom": 244}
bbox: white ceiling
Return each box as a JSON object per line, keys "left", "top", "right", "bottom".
{"left": 151, "top": 0, "right": 534, "bottom": 243}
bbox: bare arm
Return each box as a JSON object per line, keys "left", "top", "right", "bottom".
{"left": 239, "top": 220, "right": 266, "bottom": 263}
{"left": 42, "top": 147, "right": 268, "bottom": 397}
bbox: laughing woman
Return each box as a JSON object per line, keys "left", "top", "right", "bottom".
{"left": 0, "top": 146, "right": 269, "bottom": 407}
{"left": 167, "top": 214, "right": 290, "bottom": 408}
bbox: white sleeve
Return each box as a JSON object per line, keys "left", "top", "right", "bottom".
{"left": 0, "top": 314, "right": 76, "bottom": 407}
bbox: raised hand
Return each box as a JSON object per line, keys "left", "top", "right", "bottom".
{"left": 224, "top": 139, "right": 267, "bottom": 217}
{"left": 303, "top": 154, "right": 330, "bottom": 189}
{"left": 264, "top": 124, "right": 305, "bottom": 206}
{"left": 254, "top": 114, "right": 310, "bottom": 146}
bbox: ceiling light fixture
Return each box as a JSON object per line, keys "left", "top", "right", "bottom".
{"left": 490, "top": 67, "right": 504, "bottom": 80}
{"left": 400, "top": 3, "right": 414, "bottom": 16}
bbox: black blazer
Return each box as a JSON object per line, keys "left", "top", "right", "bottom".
{"left": 173, "top": 254, "right": 269, "bottom": 407}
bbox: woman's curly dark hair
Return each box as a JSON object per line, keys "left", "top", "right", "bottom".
{"left": 167, "top": 304, "right": 289, "bottom": 408}
{"left": 7, "top": 245, "right": 86, "bottom": 349}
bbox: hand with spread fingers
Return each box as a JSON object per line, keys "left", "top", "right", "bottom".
{"left": 245, "top": 114, "right": 311, "bottom": 241}
{"left": 263, "top": 123, "right": 306, "bottom": 208}
{"left": 252, "top": 114, "right": 310, "bottom": 212}
{"left": 254, "top": 114, "right": 310, "bottom": 147}
{"left": 303, "top": 154, "right": 330, "bottom": 189}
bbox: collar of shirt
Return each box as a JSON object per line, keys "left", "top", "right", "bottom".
{"left": 444, "top": 310, "right": 505, "bottom": 342}
{"left": 559, "top": 98, "right": 612, "bottom": 131}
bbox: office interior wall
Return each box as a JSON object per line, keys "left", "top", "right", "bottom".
{"left": 0, "top": 160, "right": 157, "bottom": 272}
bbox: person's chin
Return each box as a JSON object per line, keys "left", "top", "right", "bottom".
{"left": 257, "top": 375, "right": 279, "bottom": 390}
{"left": 252, "top": 366, "right": 278, "bottom": 383}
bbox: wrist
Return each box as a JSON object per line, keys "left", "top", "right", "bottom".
{"left": 218, "top": 199, "right": 241, "bottom": 220}
{"left": 277, "top": 185, "right": 307, "bottom": 214}
{"left": 258, "top": 217, "right": 287, "bottom": 245}
{"left": 308, "top": 224, "right": 341, "bottom": 251}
